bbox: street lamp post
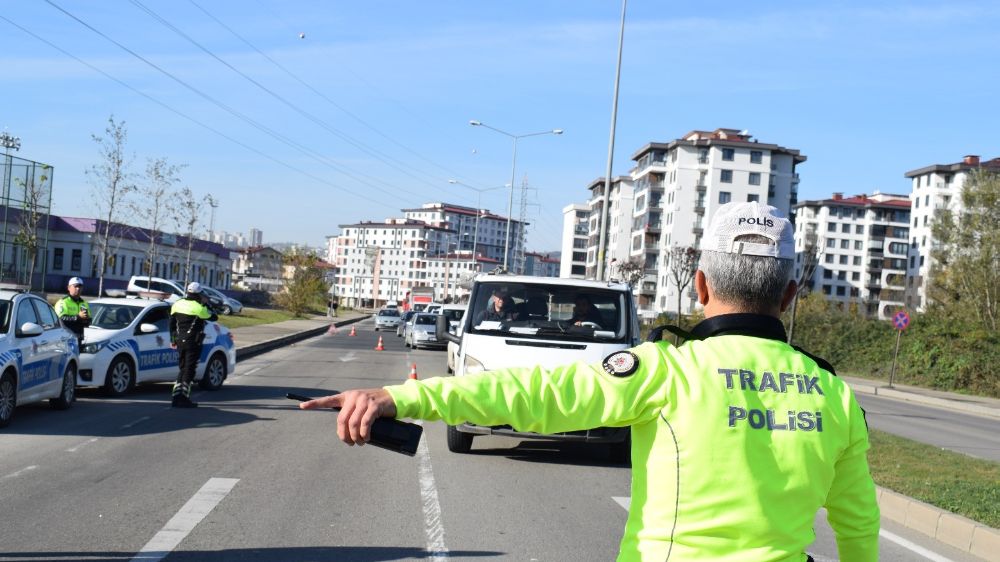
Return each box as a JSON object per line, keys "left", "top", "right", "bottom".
{"left": 469, "top": 120, "right": 562, "bottom": 271}
{"left": 448, "top": 179, "right": 508, "bottom": 271}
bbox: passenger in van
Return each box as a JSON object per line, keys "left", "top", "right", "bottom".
{"left": 570, "top": 295, "right": 603, "bottom": 328}
{"left": 475, "top": 291, "right": 518, "bottom": 324}
{"left": 301, "top": 201, "right": 878, "bottom": 562}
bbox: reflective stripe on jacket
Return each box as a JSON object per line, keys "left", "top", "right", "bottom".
{"left": 385, "top": 314, "right": 879, "bottom": 562}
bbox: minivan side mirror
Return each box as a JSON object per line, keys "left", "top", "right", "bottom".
{"left": 436, "top": 315, "right": 459, "bottom": 344}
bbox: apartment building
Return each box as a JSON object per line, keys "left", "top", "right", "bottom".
{"left": 630, "top": 128, "right": 806, "bottom": 318}
{"left": 584, "top": 176, "right": 634, "bottom": 280}
{"left": 903, "top": 155, "right": 1000, "bottom": 311}
{"left": 794, "top": 192, "right": 911, "bottom": 319}
{"left": 402, "top": 202, "right": 524, "bottom": 270}
{"left": 560, "top": 203, "right": 589, "bottom": 278}
{"left": 523, "top": 252, "right": 560, "bottom": 277}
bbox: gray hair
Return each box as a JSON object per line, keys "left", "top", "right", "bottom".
{"left": 699, "top": 235, "right": 794, "bottom": 312}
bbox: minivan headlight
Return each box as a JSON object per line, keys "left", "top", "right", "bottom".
{"left": 81, "top": 341, "right": 108, "bottom": 354}
{"left": 463, "top": 354, "right": 485, "bottom": 375}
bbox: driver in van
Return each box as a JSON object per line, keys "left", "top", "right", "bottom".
{"left": 300, "top": 201, "right": 879, "bottom": 562}
{"left": 570, "top": 295, "right": 603, "bottom": 327}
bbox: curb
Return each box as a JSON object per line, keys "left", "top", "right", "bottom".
{"left": 849, "top": 381, "right": 1000, "bottom": 420}
{"left": 235, "top": 316, "right": 368, "bottom": 360}
{"left": 877, "top": 487, "right": 1000, "bottom": 559}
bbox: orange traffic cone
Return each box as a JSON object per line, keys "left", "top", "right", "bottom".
{"left": 409, "top": 363, "right": 418, "bottom": 380}
{"left": 349, "top": 325, "right": 356, "bottom": 337}
{"left": 326, "top": 324, "right": 338, "bottom": 335}
{"left": 375, "top": 335, "right": 385, "bottom": 351}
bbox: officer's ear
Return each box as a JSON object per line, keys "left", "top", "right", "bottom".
{"left": 694, "top": 270, "right": 710, "bottom": 306}
{"left": 779, "top": 280, "right": 798, "bottom": 313}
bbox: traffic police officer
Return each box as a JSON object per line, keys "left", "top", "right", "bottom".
{"left": 301, "top": 202, "right": 880, "bottom": 561}
{"left": 169, "top": 282, "right": 217, "bottom": 408}
{"left": 55, "top": 277, "right": 90, "bottom": 344}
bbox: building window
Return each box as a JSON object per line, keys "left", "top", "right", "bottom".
{"left": 822, "top": 285, "right": 832, "bottom": 295}
{"left": 747, "top": 194, "right": 759, "bottom": 202}
{"left": 840, "top": 223, "right": 849, "bottom": 233}
{"left": 826, "top": 239, "right": 836, "bottom": 248}
{"left": 856, "top": 225, "right": 864, "bottom": 235}
{"left": 750, "top": 150, "right": 762, "bottom": 164}
{"left": 748, "top": 172, "right": 761, "bottom": 185}
{"left": 722, "top": 148, "right": 735, "bottom": 161}
{"left": 839, "top": 255, "right": 848, "bottom": 264}
{"left": 719, "top": 191, "right": 731, "bottom": 204}
{"left": 823, "top": 269, "right": 833, "bottom": 279}
{"left": 698, "top": 148, "right": 709, "bottom": 163}
{"left": 827, "top": 223, "right": 836, "bottom": 232}
{"left": 852, "top": 272, "right": 860, "bottom": 281}
{"left": 720, "top": 170, "right": 733, "bottom": 183}
{"left": 53, "top": 248, "right": 64, "bottom": 271}
{"left": 825, "top": 254, "right": 834, "bottom": 264}
{"left": 837, "top": 271, "right": 847, "bottom": 280}
{"left": 71, "top": 249, "right": 82, "bottom": 272}
{"left": 840, "top": 240, "right": 849, "bottom": 249}
{"left": 836, "top": 286, "right": 846, "bottom": 296}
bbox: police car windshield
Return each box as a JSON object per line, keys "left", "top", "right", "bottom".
{"left": 89, "top": 303, "right": 139, "bottom": 330}
{"left": 467, "top": 283, "right": 628, "bottom": 343}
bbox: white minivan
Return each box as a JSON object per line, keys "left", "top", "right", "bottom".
{"left": 436, "top": 273, "right": 640, "bottom": 460}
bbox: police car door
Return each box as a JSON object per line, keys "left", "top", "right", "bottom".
{"left": 31, "top": 297, "right": 74, "bottom": 392}
{"left": 12, "top": 297, "right": 58, "bottom": 402}
{"left": 132, "top": 304, "right": 175, "bottom": 383}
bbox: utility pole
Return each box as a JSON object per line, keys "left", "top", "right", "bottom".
{"left": 516, "top": 175, "right": 529, "bottom": 274}
{"left": 206, "top": 195, "right": 219, "bottom": 242}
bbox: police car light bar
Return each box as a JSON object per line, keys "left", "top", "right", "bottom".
{"left": 137, "top": 291, "right": 172, "bottom": 301}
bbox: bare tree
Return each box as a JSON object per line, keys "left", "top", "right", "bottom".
{"left": 132, "top": 158, "right": 181, "bottom": 285}
{"left": 614, "top": 258, "right": 645, "bottom": 289}
{"left": 12, "top": 165, "right": 52, "bottom": 289}
{"left": 175, "top": 187, "right": 210, "bottom": 286}
{"left": 667, "top": 245, "right": 701, "bottom": 331}
{"left": 787, "top": 232, "right": 821, "bottom": 344}
{"left": 86, "top": 116, "right": 135, "bottom": 297}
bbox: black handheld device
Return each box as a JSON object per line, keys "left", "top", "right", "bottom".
{"left": 287, "top": 392, "right": 422, "bottom": 457}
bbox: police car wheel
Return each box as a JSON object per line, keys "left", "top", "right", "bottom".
{"left": 199, "top": 354, "right": 226, "bottom": 390}
{"left": 446, "top": 425, "right": 474, "bottom": 453}
{"left": 0, "top": 371, "right": 16, "bottom": 428}
{"left": 222, "top": 305, "right": 232, "bottom": 315}
{"left": 50, "top": 364, "right": 77, "bottom": 410}
{"left": 104, "top": 356, "right": 136, "bottom": 397}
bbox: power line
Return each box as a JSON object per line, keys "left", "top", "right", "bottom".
{"left": 0, "top": 12, "right": 400, "bottom": 214}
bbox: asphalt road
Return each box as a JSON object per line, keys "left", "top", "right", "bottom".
{"left": 0, "top": 319, "right": 986, "bottom": 561}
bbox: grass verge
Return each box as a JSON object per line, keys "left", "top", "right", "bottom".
{"left": 217, "top": 307, "right": 301, "bottom": 329}
{"left": 868, "top": 429, "right": 1000, "bottom": 528}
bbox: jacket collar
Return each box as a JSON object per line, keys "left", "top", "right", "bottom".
{"left": 690, "top": 313, "right": 787, "bottom": 343}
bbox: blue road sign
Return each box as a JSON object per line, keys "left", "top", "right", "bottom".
{"left": 892, "top": 311, "right": 910, "bottom": 330}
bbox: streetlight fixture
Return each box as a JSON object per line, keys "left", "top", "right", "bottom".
{"left": 449, "top": 179, "right": 509, "bottom": 270}
{"left": 469, "top": 120, "right": 562, "bottom": 271}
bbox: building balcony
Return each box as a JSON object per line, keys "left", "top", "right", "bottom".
{"left": 695, "top": 183, "right": 707, "bottom": 192}
{"left": 694, "top": 202, "right": 705, "bottom": 215}
{"left": 692, "top": 226, "right": 703, "bottom": 235}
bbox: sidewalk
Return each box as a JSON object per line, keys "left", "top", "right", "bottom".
{"left": 224, "top": 317, "right": 999, "bottom": 559}
{"left": 229, "top": 309, "right": 368, "bottom": 360}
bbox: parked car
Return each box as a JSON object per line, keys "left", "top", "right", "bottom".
{"left": 405, "top": 313, "right": 446, "bottom": 350}
{"left": 0, "top": 289, "right": 80, "bottom": 428}
{"left": 374, "top": 308, "right": 402, "bottom": 331}
{"left": 77, "top": 296, "right": 236, "bottom": 396}
{"left": 126, "top": 276, "right": 184, "bottom": 303}
{"left": 201, "top": 286, "right": 242, "bottom": 315}
{"left": 396, "top": 311, "right": 415, "bottom": 337}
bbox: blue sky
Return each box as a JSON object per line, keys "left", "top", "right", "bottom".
{"left": 2, "top": 1, "right": 998, "bottom": 251}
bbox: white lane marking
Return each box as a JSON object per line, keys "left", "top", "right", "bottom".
{"left": 339, "top": 351, "right": 357, "bottom": 362}
{"left": 131, "top": 477, "right": 239, "bottom": 562}
{"left": 613, "top": 497, "right": 957, "bottom": 562}
{"left": 121, "top": 416, "right": 151, "bottom": 430}
{"left": 66, "top": 437, "right": 100, "bottom": 452}
{"left": 240, "top": 366, "right": 262, "bottom": 377}
{"left": 3, "top": 465, "right": 38, "bottom": 479}
{"left": 416, "top": 426, "right": 448, "bottom": 561}
{"left": 879, "top": 529, "right": 956, "bottom": 562}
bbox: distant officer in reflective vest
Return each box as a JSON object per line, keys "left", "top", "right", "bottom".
{"left": 55, "top": 277, "right": 90, "bottom": 344}
{"left": 301, "top": 202, "right": 880, "bottom": 561}
{"left": 169, "top": 282, "right": 217, "bottom": 408}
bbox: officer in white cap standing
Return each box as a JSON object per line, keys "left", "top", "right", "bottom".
{"left": 55, "top": 277, "right": 90, "bottom": 344}
{"left": 300, "top": 202, "right": 879, "bottom": 561}
{"left": 168, "top": 282, "right": 217, "bottom": 408}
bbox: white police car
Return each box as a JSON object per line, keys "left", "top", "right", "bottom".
{"left": 77, "top": 297, "right": 236, "bottom": 396}
{"left": 0, "top": 289, "right": 80, "bottom": 428}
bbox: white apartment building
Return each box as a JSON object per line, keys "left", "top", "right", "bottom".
{"left": 401, "top": 202, "right": 524, "bottom": 271}
{"left": 248, "top": 228, "right": 263, "bottom": 247}
{"left": 584, "top": 176, "right": 634, "bottom": 280}
{"left": 630, "top": 128, "right": 806, "bottom": 318}
{"left": 560, "top": 203, "right": 589, "bottom": 278}
{"left": 794, "top": 192, "right": 911, "bottom": 319}
{"left": 903, "top": 155, "right": 1000, "bottom": 311}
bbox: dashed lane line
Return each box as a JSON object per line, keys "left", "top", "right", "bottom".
{"left": 3, "top": 465, "right": 38, "bottom": 479}
{"left": 66, "top": 437, "right": 100, "bottom": 453}
{"left": 130, "top": 477, "right": 239, "bottom": 562}
{"left": 120, "top": 416, "right": 151, "bottom": 430}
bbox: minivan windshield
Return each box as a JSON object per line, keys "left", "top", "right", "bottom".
{"left": 467, "top": 282, "right": 629, "bottom": 343}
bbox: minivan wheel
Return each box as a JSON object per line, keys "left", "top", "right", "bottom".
{"left": 104, "top": 356, "right": 136, "bottom": 397}
{"left": 50, "top": 363, "right": 77, "bottom": 410}
{"left": 0, "top": 371, "right": 16, "bottom": 428}
{"left": 446, "top": 425, "right": 474, "bottom": 453}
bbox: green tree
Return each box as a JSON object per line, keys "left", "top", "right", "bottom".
{"left": 131, "top": 158, "right": 181, "bottom": 283}
{"left": 276, "top": 251, "right": 328, "bottom": 317}
{"left": 614, "top": 257, "right": 645, "bottom": 289}
{"left": 929, "top": 169, "right": 1000, "bottom": 333}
